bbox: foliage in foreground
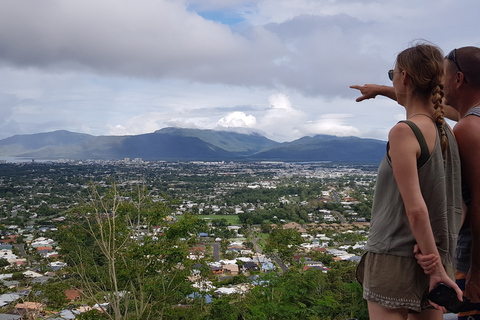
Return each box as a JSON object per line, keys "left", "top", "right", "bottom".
{"left": 51, "top": 185, "right": 368, "bottom": 320}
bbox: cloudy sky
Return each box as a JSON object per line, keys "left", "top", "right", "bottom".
{"left": 0, "top": 0, "right": 478, "bottom": 142}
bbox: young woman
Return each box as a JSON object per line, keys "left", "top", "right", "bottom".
{"left": 355, "top": 43, "right": 464, "bottom": 320}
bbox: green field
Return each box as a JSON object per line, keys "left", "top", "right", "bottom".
{"left": 201, "top": 214, "right": 242, "bottom": 225}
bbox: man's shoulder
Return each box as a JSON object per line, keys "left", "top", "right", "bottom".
{"left": 454, "top": 115, "right": 480, "bottom": 134}
{"left": 454, "top": 116, "right": 480, "bottom": 152}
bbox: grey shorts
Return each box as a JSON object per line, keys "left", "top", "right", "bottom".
{"left": 356, "top": 252, "right": 432, "bottom": 313}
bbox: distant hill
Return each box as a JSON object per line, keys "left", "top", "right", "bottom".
{"left": 0, "top": 128, "right": 386, "bottom": 163}
{"left": 0, "top": 130, "right": 95, "bottom": 158}
{"left": 249, "top": 134, "right": 386, "bottom": 163}
{"left": 156, "top": 127, "right": 277, "bottom": 155}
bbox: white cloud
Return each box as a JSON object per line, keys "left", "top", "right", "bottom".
{"left": 164, "top": 117, "right": 213, "bottom": 130}
{"left": 267, "top": 93, "right": 295, "bottom": 111}
{"left": 304, "top": 114, "right": 360, "bottom": 137}
{"left": 257, "top": 93, "right": 307, "bottom": 141}
{"left": 217, "top": 111, "right": 257, "bottom": 128}
{"left": 107, "top": 113, "right": 166, "bottom": 136}
{"left": 108, "top": 124, "right": 129, "bottom": 136}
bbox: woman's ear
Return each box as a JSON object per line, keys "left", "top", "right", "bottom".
{"left": 401, "top": 70, "right": 410, "bottom": 87}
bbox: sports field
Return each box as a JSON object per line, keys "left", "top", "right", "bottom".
{"left": 201, "top": 214, "right": 242, "bottom": 226}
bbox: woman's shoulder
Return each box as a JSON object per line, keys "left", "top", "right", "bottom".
{"left": 388, "top": 121, "right": 417, "bottom": 141}
{"left": 388, "top": 120, "right": 429, "bottom": 156}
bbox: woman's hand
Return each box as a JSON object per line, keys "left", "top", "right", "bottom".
{"left": 429, "top": 272, "right": 464, "bottom": 312}
{"left": 349, "top": 84, "right": 380, "bottom": 102}
{"left": 349, "top": 84, "right": 397, "bottom": 102}
{"left": 413, "top": 245, "right": 463, "bottom": 310}
{"left": 413, "top": 244, "right": 439, "bottom": 274}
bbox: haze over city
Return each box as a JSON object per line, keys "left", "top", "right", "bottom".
{"left": 0, "top": 0, "right": 478, "bottom": 142}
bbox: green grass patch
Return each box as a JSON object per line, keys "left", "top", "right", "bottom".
{"left": 256, "top": 232, "right": 269, "bottom": 249}
{"left": 201, "top": 214, "right": 242, "bottom": 225}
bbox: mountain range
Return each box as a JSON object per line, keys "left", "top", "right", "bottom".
{"left": 0, "top": 127, "right": 387, "bottom": 163}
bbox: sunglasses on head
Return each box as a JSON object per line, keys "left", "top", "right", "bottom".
{"left": 446, "top": 48, "right": 463, "bottom": 73}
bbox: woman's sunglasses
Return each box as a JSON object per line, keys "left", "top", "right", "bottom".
{"left": 388, "top": 69, "right": 400, "bottom": 81}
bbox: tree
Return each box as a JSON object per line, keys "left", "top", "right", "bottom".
{"left": 260, "top": 222, "right": 272, "bottom": 234}
{"left": 11, "top": 272, "right": 25, "bottom": 281}
{"left": 76, "top": 309, "right": 109, "bottom": 320}
{"left": 238, "top": 262, "right": 368, "bottom": 320}
{"left": 264, "top": 228, "right": 303, "bottom": 263}
{"left": 310, "top": 252, "right": 335, "bottom": 267}
{"left": 205, "top": 296, "right": 239, "bottom": 320}
{"left": 41, "top": 282, "right": 69, "bottom": 309}
{"left": 240, "top": 269, "right": 327, "bottom": 319}
{"left": 0, "top": 259, "right": 9, "bottom": 268}
{"left": 56, "top": 184, "right": 201, "bottom": 320}
{"left": 211, "top": 218, "right": 229, "bottom": 228}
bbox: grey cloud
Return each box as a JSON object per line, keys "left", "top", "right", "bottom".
{"left": 0, "top": 0, "right": 285, "bottom": 85}
{"left": 0, "top": 0, "right": 470, "bottom": 104}
{"left": 262, "top": 14, "right": 391, "bottom": 97}
{"left": 0, "top": 119, "right": 56, "bottom": 139}
{"left": 0, "top": 94, "right": 18, "bottom": 121}
{"left": 0, "top": 0, "right": 384, "bottom": 99}
{"left": 188, "top": 104, "right": 267, "bottom": 114}
{"left": 264, "top": 13, "right": 365, "bottom": 39}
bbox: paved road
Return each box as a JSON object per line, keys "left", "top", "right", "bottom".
{"left": 13, "top": 244, "right": 26, "bottom": 257}
{"left": 250, "top": 233, "right": 262, "bottom": 254}
{"left": 332, "top": 191, "right": 340, "bottom": 202}
{"left": 272, "top": 254, "right": 288, "bottom": 273}
{"left": 332, "top": 210, "right": 347, "bottom": 224}
{"left": 211, "top": 242, "right": 220, "bottom": 261}
{"left": 249, "top": 230, "right": 288, "bottom": 273}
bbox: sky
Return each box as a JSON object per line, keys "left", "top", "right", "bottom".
{"left": 0, "top": 0, "right": 479, "bottom": 143}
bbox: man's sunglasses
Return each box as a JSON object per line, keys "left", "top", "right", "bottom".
{"left": 446, "top": 49, "right": 463, "bottom": 73}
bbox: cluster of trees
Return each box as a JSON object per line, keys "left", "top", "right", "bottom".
{"left": 237, "top": 201, "right": 347, "bottom": 226}
{"left": 188, "top": 263, "right": 368, "bottom": 320}
{"left": 54, "top": 185, "right": 201, "bottom": 319}
{"left": 224, "top": 182, "right": 327, "bottom": 206}
{"left": 44, "top": 186, "right": 369, "bottom": 319}
{"left": 237, "top": 205, "right": 309, "bottom": 225}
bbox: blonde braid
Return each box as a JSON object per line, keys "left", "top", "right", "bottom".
{"left": 397, "top": 43, "right": 448, "bottom": 159}
{"left": 432, "top": 83, "right": 448, "bottom": 159}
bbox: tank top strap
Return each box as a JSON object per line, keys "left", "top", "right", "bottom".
{"left": 465, "top": 106, "right": 480, "bottom": 117}
{"left": 398, "top": 120, "right": 430, "bottom": 168}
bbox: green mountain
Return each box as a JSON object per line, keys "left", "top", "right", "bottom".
{"left": 0, "top": 130, "right": 95, "bottom": 158}
{"left": 0, "top": 129, "right": 386, "bottom": 163}
{"left": 157, "top": 127, "right": 277, "bottom": 155}
{"left": 249, "top": 134, "right": 386, "bottom": 163}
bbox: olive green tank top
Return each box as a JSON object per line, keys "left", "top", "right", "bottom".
{"left": 365, "top": 122, "right": 462, "bottom": 274}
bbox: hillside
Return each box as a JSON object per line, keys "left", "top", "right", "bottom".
{"left": 0, "top": 128, "right": 386, "bottom": 163}
{"left": 250, "top": 135, "right": 386, "bottom": 163}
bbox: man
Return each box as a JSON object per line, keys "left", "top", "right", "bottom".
{"left": 351, "top": 46, "right": 480, "bottom": 319}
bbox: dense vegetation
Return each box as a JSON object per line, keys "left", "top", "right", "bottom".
{"left": 0, "top": 162, "right": 374, "bottom": 319}
{"left": 49, "top": 190, "right": 368, "bottom": 319}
